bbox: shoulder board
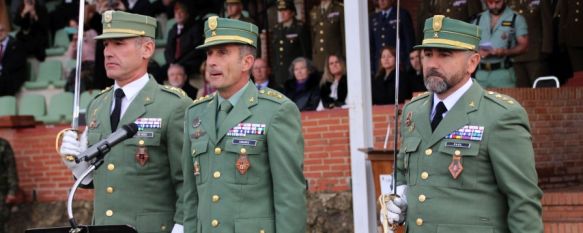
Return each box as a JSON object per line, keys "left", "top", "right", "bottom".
{"left": 409, "top": 91, "right": 431, "bottom": 104}
{"left": 484, "top": 91, "right": 517, "bottom": 109}
{"left": 162, "top": 85, "right": 187, "bottom": 98}
{"left": 95, "top": 86, "right": 113, "bottom": 98}
{"left": 258, "top": 88, "right": 286, "bottom": 103}
{"left": 190, "top": 94, "right": 214, "bottom": 107}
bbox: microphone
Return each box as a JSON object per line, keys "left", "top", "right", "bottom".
{"left": 77, "top": 123, "right": 139, "bottom": 162}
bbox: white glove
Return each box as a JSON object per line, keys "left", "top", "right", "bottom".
{"left": 386, "top": 185, "right": 408, "bottom": 224}
{"left": 59, "top": 128, "right": 93, "bottom": 185}
{"left": 171, "top": 224, "right": 183, "bottom": 233}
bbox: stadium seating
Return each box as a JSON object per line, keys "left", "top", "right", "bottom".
{"left": 24, "top": 60, "right": 65, "bottom": 89}
{"left": 0, "top": 96, "right": 17, "bottom": 116}
{"left": 18, "top": 94, "right": 46, "bottom": 120}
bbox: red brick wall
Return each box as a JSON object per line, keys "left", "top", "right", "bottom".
{"left": 1, "top": 87, "right": 582, "bottom": 202}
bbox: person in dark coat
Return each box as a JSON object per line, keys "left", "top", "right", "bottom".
{"left": 167, "top": 63, "right": 197, "bottom": 100}
{"left": 406, "top": 49, "right": 427, "bottom": 93}
{"left": 13, "top": 0, "right": 49, "bottom": 61}
{"left": 319, "top": 53, "right": 347, "bottom": 109}
{"left": 0, "top": 23, "right": 27, "bottom": 96}
{"left": 372, "top": 46, "right": 411, "bottom": 105}
{"left": 251, "top": 58, "right": 284, "bottom": 92}
{"left": 283, "top": 57, "right": 320, "bottom": 111}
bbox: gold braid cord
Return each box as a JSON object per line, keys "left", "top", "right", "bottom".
{"left": 378, "top": 194, "right": 399, "bottom": 233}
{"left": 55, "top": 128, "right": 77, "bottom": 162}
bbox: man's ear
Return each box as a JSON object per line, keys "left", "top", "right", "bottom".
{"left": 142, "top": 39, "right": 155, "bottom": 60}
{"left": 467, "top": 52, "right": 481, "bottom": 74}
{"left": 241, "top": 55, "right": 255, "bottom": 72}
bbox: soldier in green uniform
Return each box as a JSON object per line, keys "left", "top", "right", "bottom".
{"left": 474, "top": 0, "right": 528, "bottom": 88}
{"left": 556, "top": 0, "right": 583, "bottom": 75}
{"left": 508, "top": 0, "right": 553, "bottom": 87}
{"left": 309, "top": 0, "right": 345, "bottom": 70}
{"left": 416, "top": 0, "right": 484, "bottom": 43}
{"left": 269, "top": 0, "right": 311, "bottom": 85}
{"left": 59, "top": 11, "right": 191, "bottom": 233}
{"left": 381, "top": 15, "right": 543, "bottom": 233}
{"left": 182, "top": 16, "right": 307, "bottom": 233}
{"left": 0, "top": 138, "right": 18, "bottom": 233}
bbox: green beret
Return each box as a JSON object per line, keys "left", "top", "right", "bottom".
{"left": 196, "top": 16, "right": 259, "bottom": 49}
{"left": 414, "top": 15, "right": 481, "bottom": 51}
{"left": 94, "top": 10, "right": 157, "bottom": 40}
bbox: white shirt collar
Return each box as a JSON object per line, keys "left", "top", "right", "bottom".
{"left": 112, "top": 73, "right": 150, "bottom": 116}
{"left": 431, "top": 78, "right": 473, "bottom": 119}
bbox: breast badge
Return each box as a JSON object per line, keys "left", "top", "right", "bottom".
{"left": 448, "top": 151, "right": 464, "bottom": 179}
{"left": 236, "top": 148, "right": 250, "bottom": 175}
{"left": 135, "top": 140, "right": 149, "bottom": 166}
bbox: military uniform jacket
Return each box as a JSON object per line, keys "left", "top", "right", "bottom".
{"left": 182, "top": 82, "right": 307, "bottom": 233}
{"left": 85, "top": 77, "right": 191, "bottom": 232}
{"left": 556, "top": 0, "right": 583, "bottom": 47}
{"left": 369, "top": 8, "right": 415, "bottom": 72}
{"left": 395, "top": 82, "right": 543, "bottom": 233}
{"left": 416, "top": 0, "right": 483, "bottom": 43}
{"left": 269, "top": 20, "right": 311, "bottom": 85}
{"left": 309, "top": 1, "right": 345, "bottom": 70}
{"left": 508, "top": 0, "right": 553, "bottom": 62}
{"left": 0, "top": 138, "right": 18, "bottom": 196}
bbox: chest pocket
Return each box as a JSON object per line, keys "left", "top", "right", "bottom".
{"left": 124, "top": 134, "right": 162, "bottom": 172}
{"left": 437, "top": 139, "right": 480, "bottom": 189}
{"left": 191, "top": 140, "right": 208, "bottom": 185}
{"left": 398, "top": 137, "right": 421, "bottom": 185}
{"left": 224, "top": 136, "right": 267, "bottom": 185}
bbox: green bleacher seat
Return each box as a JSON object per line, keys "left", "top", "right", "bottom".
{"left": 46, "top": 28, "right": 70, "bottom": 56}
{"left": 37, "top": 92, "right": 74, "bottom": 124}
{"left": 18, "top": 94, "right": 46, "bottom": 120}
{"left": 153, "top": 50, "right": 166, "bottom": 66}
{"left": 24, "top": 60, "right": 64, "bottom": 89}
{"left": 0, "top": 96, "right": 17, "bottom": 116}
{"left": 155, "top": 18, "right": 176, "bottom": 48}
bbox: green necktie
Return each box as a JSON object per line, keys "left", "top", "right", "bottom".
{"left": 217, "top": 101, "right": 233, "bottom": 132}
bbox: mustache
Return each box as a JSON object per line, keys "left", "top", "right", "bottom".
{"left": 425, "top": 69, "right": 446, "bottom": 79}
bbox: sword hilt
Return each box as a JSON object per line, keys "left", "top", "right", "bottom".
{"left": 379, "top": 193, "right": 400, "bottom": 233}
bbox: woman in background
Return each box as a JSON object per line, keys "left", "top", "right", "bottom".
{"left": 319, "top": 54, "right": 347, "bottom": 109}
{"left": 371, "top": 46, "right": 411, "bottom": 105}
{"left": 283, "top": 57, "right": 321, "bottom": 111}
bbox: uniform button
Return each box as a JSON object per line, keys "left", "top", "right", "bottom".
{"left": 320, "top": 30, "right": 323, "bottom": 34}
{"left": 211, "top": 219, "right": 219, "bottom": 227}
{"left": 320, "top": 47, "right": 324, "bottom": 51}
{"left": 425, "top": 149, "right": 432, "bottom": 156}
{"left": 212, "top": 195, "right": 220, "bottom": 203}
{"left": 138, "top": 140, "right": 144, "bottom": 145}
{"left": 213, "top": 171, "right": 221, "bottom": 178}
{"left": 418, "top": 194, "right": 426, "bottom": 202}
{"left": 279, "top": 47, "right": 284, "bottom": 51}
{"left": 320, "top": 38, "right": 324, "bottom": 43}
{"left": 240, "top": 148, "right": 247, "bottom": 154}
{"left": 381, "top": 35, "right": 385, "bottom": 39}
{"left": 416, "top": 218, "right": 423, "bottom": 226}
{"left": 106, "top": 210, "right": 113, "bottom": 217}
{"left": 576, "top": 18, "right": 579, "bottom": 22}
{"left": 455, "top": 150, "right": 461, "bottom": 156}
{"left": 446, "top": 8, "right": 450, "bottom": 13}
{"left": 214, "top": 147, "right": 222, "bottom": 155}
{"left": 161, "top": 225, "right": 167, "bottom": 231}
{"left": 107, "top": 163, "right": 115, "bottom": 171}
{"left": 320, "top": 22, "right": 324, "bottom": 26}
{"left": 382, "top": 43, "right": 386, "bottom": 46}
{"left": 421, "top": 171, "right": 429, "bottom": 180}
{"left": 279, "top": 40, "right": 284, "bottom": 44}
{"left": 106, "top": 187, "right": 114, "bottom": 193}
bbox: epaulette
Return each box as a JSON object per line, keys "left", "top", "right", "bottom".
{"left": 258, "top": 88, "right": 286, "bottom": 103}
{"left": 162, "top": 85, "right": 187, "bottom": 98}
{"left": 190, "top": 94, "right": 214, "bottom": 107}
{"left": 95, "top": 86, "right": 113, "bottom": 98}
{"left": 408, "top": 91, "right": 431, "bottom": 104}
{"left": 484, "top": 91, "right": 517, "bottom": 109}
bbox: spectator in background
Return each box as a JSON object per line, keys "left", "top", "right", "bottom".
{"left": 555, "top": 0, "right": 583, "bottom": 82}
{"left": 270, "top": 0, "right": 311, "bottom": 85}
{"left": 372, "top": 46, "right": 411, "bottom": 105}
{"left": 309, "top": 0, "right": 345, "bottom": 70}
{"left": 407, "top": 49, "right": 426, "bottom": 93}
{"left": 49, "top": 0, "right": 79, "bottom": 37}
{"left": 225, "top": 0, "right": 256, "bottom": 24}
{"left": 14, "top": 0, "right": 49, "bottom": 61}
{"left": 64, "top": 16, "right": 98, "bottom": 93}
{"left": 416, "top": 0, "right": 483, "bottom": 43}
{"left": 319, "top": 54, "right": 347, "bottom": 109}
{"left": 0, "top": 0, "right": 11, "bottom": 33}
{"left": 508, "top": 0, "right": 553, "bottom": 87}
{"left": 167, "top": 63, "right": 197, "bottom": 99}
{"left": 163, "top": 0, "right": 205, "bottom": 83}
{"left": 369, "top": 0, "right": 415, "bottom": 72}
{"left": 196, "top": 61, "right": 216, "bottom": 98}
{"left": 0, "top": 23, "right": 27, "bottom": 96}
{"left": 0, "top": 138, "right": 20, "bottom": 233}
{"left": 474, "top": 0, "right": 528, "bottom": 88}
{"left": 284, "top": 57, "right": 320, "bottom": 111}
{"left": 252, "top": 58, "right": 284, "bottom": 92}
{"left": 122, "top": 0, "right": 154, "bottom": 17}
{"left": 151, "top": 0, "right": 175, "bottom": 19}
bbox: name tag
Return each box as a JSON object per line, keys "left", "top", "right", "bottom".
{"left": 136, "top": 131, "right": 154, "bottom": 138}
{"left": 232, "top": 139, "right": 257, "bottom": 147}
{"left": 446, "top": 141, "right": 471, "bottom": 148}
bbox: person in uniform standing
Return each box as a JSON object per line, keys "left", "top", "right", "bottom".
{"left": 182, "top": 16, "right": 307, "bottom": 233}
{"left": 508, "top": 0, "right": 553, "bottom": 87}
{"left": 556, "top": 0, "right": 583, "bottom": 80}
{"left": 269, "top": 0, "right": 310, "bottom": 85}
{"left": 474, "top": 0, "right": 528, "bottom": 88}
{"left": 308, "top": 0, "right": 345, "bottom": 70}
{"left": 416, "top": 0, "right": 483, "bottom": 43}
{"left": 0, "top": 138, "right": 19, "bottom": 233}
{"left": 381, "top": 15, "right": 543, "bottom": 233}
{"left": 369, "top": 0, "right": 415, "bottom": 73}
{"left": 59, "top": 10, "right": 191, "bottom": 233}
{"left": 225, "top": 0, "right": 256, "bottom": 24}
